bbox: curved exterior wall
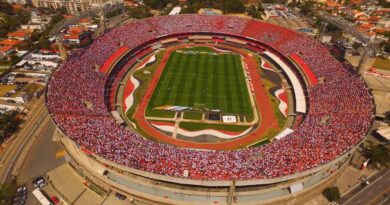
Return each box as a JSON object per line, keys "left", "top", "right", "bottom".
{"left": 56, "top": 126, "right": 354, "bottom": 204}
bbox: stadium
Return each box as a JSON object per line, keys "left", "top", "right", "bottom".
{"left": 46, "top": 14, "right": 374, "bottom": 204}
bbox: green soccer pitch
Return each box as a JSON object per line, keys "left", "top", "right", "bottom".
{"left": 147, "top": 50, "right": 253, "bottom": 117}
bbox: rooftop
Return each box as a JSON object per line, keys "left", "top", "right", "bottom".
{"left": 0, "top": 39, "right": 23, "bottom": 46}
{"left": 7, "top": 30, "right": 30, "bottom": 38}
{"left": 0, "top": 46, "right": 13, "bottom": 53}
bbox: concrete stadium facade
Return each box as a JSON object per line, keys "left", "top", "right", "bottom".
{"left": 55, "top": 125, "right": 354, "bottom": 205}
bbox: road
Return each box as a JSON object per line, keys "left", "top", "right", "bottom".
{"left": 340, "top": 169, "right": 390, "bottom": 205}
{"left": 17, "top": 119, "right": 65, "bottom": 184}
{"left": 0, "top": 98, "right": 49, "bottom": 184}
{"left": 18, "top": 110, "right": 66, "bottom": 205}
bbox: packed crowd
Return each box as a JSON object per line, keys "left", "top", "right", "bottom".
{"left": 146, "top": 15, "right": 250, "bottom": 36}
{"left": 47, "top": 15, "right": 373, "bottom": 180}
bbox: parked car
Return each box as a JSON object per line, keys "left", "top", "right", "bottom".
{"left": 12, "top": 185, "right": 27, "bottom": 205}
{"left": 32, "top": 176, "right": 47, "bottom": 188}
{"left": 11, "top": 201, "right": 25, "bottom": 205}
{"left": 115, "top": 192, "right": 127, "bottom": 200}
{"left": 13, "top": 195, "right": 27, "bottom": 202}
{"left": 16, "top": 186, "right": 27, "bottom": 196}
{"left": 50, "top": 196, "right": 59, "bottom": 204}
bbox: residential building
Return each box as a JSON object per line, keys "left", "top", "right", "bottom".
{"left": 6, "top": 0, "right": 31, "bottom": 5}
{"left": 0, "top": 46, "right": 15, "bottom": 59}
{"left": 32, "top": 0, "right": 123, "bottom": 14}
{"left": 7, "top": 30, "right": 31, "bottom": 41}
{"left": 377, "top": 18, "right": 390, "bottom": 29}
{"left": 21, "top": 24, "right": 46, "bottom": 31}
{"left": 0, "top": 39, "right": 23, "bottom": 47}
{"left": 30, "top": 12, "right": 51, "bottom": 25}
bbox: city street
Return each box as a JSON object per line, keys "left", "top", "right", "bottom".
{"left": 0, "top": 96, "right": 66, "bottom": 205}
{"left": 0, "top": 98, "right": 49, "bottom": 184}
{"left": 340, "top": 169, "right": 390, "bottom": 205}
{"left": 17, "top": 119, "right": 65, "bottom": 184}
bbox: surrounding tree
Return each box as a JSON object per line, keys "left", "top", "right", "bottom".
{"left": 37, "top": 37, "right": 51, "bottom": 49}
{"left": 127, "top": 6, "right": 153, "bottom": 19}
{"left": 49, "top": 14, "right": 65, "bottom": 26}
{"left": 385, "top": 111, "right": 390, "bottom": 122}
{"left": 247, "top": 5, "right": 261, "bottom": 19}
{"left": 0, "top": 1, "right": 14, "bottom": 15}
{"left": 37, "top": 7, "right": 55, "bottom": 14}
{"left": 351, "top": 4, "right": 362, "bottom": 11}
{"left": 16, "top": 41, "right": 30, "bottom": 50}
{"left": 0, "top": 13, "right": 12, "bottom": 37}
{"left": 14, "top": 9, "right": 30, "bottom": 24}
{"left": 222, "top": 0, "right": 246, "bottom": 13}
{"left": 323, "top": 187, "right": 341, "bottom": 202}
{"left": 298, "top": 0, "right": 316, "bottom": 17}
{"left": 0, "top": 183, "right": 16, "bottom": 204}
{"left": 30, "top": 30, "right": 41, "bottom": 42}
{"left": 144, "top": 0, "right": 170, "bottom": 10}
{"left": 181, "top": 5, "right": 197, "bottom": 14}
{"left": 379, "top": 0, "right": 390, "bottom": 8}
{"left": 41, "top": 13, "right": 64, "bottom": 36}
{"left": 106, "top": 8, "right": 122, "bottom": 19}
{"left": 182, "top": 1, "right": 204, "bottom": 14}
{"left": 57, "top": 6, "right": 67, "bottom": 15}
{"left": 0, "top": 2, "right": 31, "bottom": 37}
{"left": 289, "top": 0, "right": 298, "bottom": 7}
{"left": 257, "top": 2, "right": 265, "bottom": 13}
{"left": 352, "top": 42, "right": 362, "bottom": 50}
{"left": 363, "top": 141, "right": 390, "bottom": 168}
{"left": 0, "top": 111, "right": 23, "bottom": 143}
{"left": 383, "top": 31, "right": 390, "bottom": 39}
{"left": 382, "top": 42, "right": 390, "bottom": 53}
{"left": 262, "top": 0, "right": 275, "bottom": 3}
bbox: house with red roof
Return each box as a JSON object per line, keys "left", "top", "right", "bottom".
{"left": 0, "top": 46, "right": 15, "bottom": 59}
{"left": 7, "top": 30, "right": 31, "bottom": 41}
{"left": 0, "top": 39, "right": 23, "bottom": 47}
{"left": 62, "top": 26, "right": 92, "bottom": 47}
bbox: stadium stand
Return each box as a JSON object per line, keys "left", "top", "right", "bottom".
{"left": 99, "top": 45, "right": 130, "bottom": 74}
{"left": 290, "top": 53, "right": 318, "bottom": 86}
{"left": 47, "top": 15, "right": 373, "bottom": 181}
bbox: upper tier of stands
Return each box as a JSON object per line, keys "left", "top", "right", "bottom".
{"left": 99, "top": 45, "right": 130, "bottom": 74}
{"left": 290, "top": 53, "right": 318, "bottom": 86}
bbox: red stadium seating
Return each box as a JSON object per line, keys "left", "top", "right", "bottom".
{"left": 99, "top": 45, "right": 130, "bottom": 74}
{"left": 290, "top": 53, "right": 318, "bottom": 86}
{"left": 47, "top": 15, "right": 373, "bottom": 181}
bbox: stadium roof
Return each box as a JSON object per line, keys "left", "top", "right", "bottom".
{"left": 376, "top": 127, "right": 390, "bottom": 141}
{"left": 169, "top": 7, "right": 181, "bottom": 15}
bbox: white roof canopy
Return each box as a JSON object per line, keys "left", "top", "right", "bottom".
{"left": 377, "top": 126, "right": 390, "bottom": 141}
{"left": 264, "top": 51, "right": 306, "bottom": 113}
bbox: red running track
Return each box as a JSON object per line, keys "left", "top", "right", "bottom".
{"left": 133, "top": 44, "right": 278, "bottom": 150}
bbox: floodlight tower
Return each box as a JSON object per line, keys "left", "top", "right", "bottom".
{"left": 57, "top": 36, "right": 67, "bottom": 60}
{"left": 317, "top": 22, "right": 328, "bottom": 43}
{"left": 99, "top": 1, "right": 106, "bottom": 34}
{"left": 357, "top": 36, "right": 376, "bottom": 74}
